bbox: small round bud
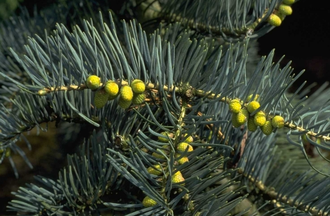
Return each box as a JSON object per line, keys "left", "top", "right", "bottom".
{"left": 254, "top": 111, "right": 266, "bottom": 127}
{"left": 131, "top": 79, "right": 146, "bottom": 94}
{"left": 86, "top": 75, "right": 101, "bottom": 90}
{"left": 247, "top": 101, "right": 260, "bottom": 113}
{"left": 278, "top": 4, "right": 292, "bottom": 16}
{"left": 261, "top": 120, "right": 273, "bottom": 135}
{"left": 184, "top": 135, "right": 194, "bottom": 143}
{"left": 172, "top": 171, "right": 185, "bottom": 185}
{"left": 120, "top": 85, "right": 134, "bottom": 101}
{"left": 37, "top": 89, "right": 47, "bottom": 96}
{"left": 231, "top": 113, "right": 242, "bottom": 128}
{"left": 104, "top": 81, "right": 119, "bottom": 97}
{"left": 268, "top": 14, "right": 282, "bottom": 26}
{"left": 176, "top": 154, "right": 189, "bottom": 165}
{"left": 177, "top": 142, "right": 193, "bottom": 153}
{"left": 158, "top": 132, "right": 170, "bottom": 142}
{"left": 132, "top": 93, "right": 145, "bottom": 105}
{"left": 282, "top": 0, "right": 295, "bottom": 5}
{"left": 147, "top": 164, "right": 162, "bottom": 175}
{"left": 248, "top": 117, "right": 258, "bottom": 132}
{"left": 236, "top": 108, "right": 249, "bottom": 125}
{"left": 271, "top": 115, "right": 285, "bottom": 128}
{"left": 229, "top": 99, "right": 242, "bottom": 113}
{"left": 94, "top": 88, "right": 108, "bottom": 108}
{"left": 142, "top": 196, "right": 157, "bottom": 207}
{"left": 246, "top": 94, "right": 259, "bottom": 102}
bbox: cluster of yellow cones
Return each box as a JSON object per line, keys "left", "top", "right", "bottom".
{"left": 229, "top": 94, "right": 285, "bottom": 135}
{"left": 86, "top": 75, "right": 146, "bottom": 109}
{"left": 268, "top": 0, "right": 294, "bottom": 27}
{"left": 142, "top": 132, "right": 194, "bottom": 207}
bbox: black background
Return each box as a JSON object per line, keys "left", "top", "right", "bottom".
{"left": 258, "top": 0, "right": 330, "bottom": 93}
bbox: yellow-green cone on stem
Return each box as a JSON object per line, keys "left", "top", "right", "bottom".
{"left": 232, "top": 113, "right": 242, "bottom": 128}
{"left": 158, "top": 131, "right": 171, "bottom": 142}
{"left": 172, "top": 171, "right": 185, "bottom": 185}
{"left": 268, "top": 14, "right": 282, "bottom": 26}
{"left": 131, "top": 79, "right": 146, "bottom": 94}
{"left": 177, "top": 142, "right": 193, "bottom": 153}
{"left": 246, "top": 94, "right": 259, "bottom": 102}
{"left": 86, "top": 75, "right": 101, "bottom": 90}
{"left": 142, "top": 196, "right": 157, "bottom": 207}
{"left": 229, "top": 99, "right": 242, "bottom": 113}
{"left": 282, "top": 0, "right": 295, "bottom": 5}
{"left": 94, "top": 88, "right": 108, "bottom": 108}
{"left": 176, "top": 154, "right": 189, "bottom": 165}
{"left": 147, "top": 164, "right": 163, "bottom": 175}
{"left": 247, "top": 101, "right": 260, "bottom": 113}
{"left": 104, "top": 81, "right": 119, "bottom": 98}
{"left": 261, "top": 120, "right": 273, "bottom": 135}
{"left": 236, "top": 108, "right": 249, "bottom": 125}
{"left": 271, "top": 115, "right": 285, "bottom": 128}
{"left": 120, "top": 85, "right": 134, "bottom": 101}
{"left": 278, "top": 4, "right": 293, "bottom": 16}
{"left": 132, "top": 93, "right": 145, "bottom": 105}
{"left": 254, "top": 111, "right": 266, "bottom": 127}
{"left": 248, "top": 117, "right": 258, "bottom": 132}
{"left": 184, "top": 135, "right": 193, "bottom": 143}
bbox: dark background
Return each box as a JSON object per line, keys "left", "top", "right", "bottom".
{"left": 258, "top": 0, "right": 330, "bottom": 93}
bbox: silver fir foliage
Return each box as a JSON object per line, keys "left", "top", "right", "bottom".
{"left": 1, "top": 0, "right": 330, "bottom": 215}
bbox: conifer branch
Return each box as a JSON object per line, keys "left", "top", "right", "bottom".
{"left": 39, "top": 80, "right": 330, "bottom": 141}
{"left": 160, "top": 7, "right": 271, "bottom": 39}
{"left": 148, "top": 0, "right": 283, "bottom": 39}
{"left": 238, "top": 168, "right": 329, "bottom": 216}
{"left": 1, "top": 1, "right": 330, "bottom": 215}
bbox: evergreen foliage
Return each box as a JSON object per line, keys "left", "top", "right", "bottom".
{"left": 1, "top": 0, "right": 330, "bottom": 215}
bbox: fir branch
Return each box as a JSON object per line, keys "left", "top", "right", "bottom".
{"left": 139, "top": 0, "right": 284, "bottom": 40}
{"left": 2, "top": 12, "right": 330, "bottom": 183}
{"left": 1, "top": 2, "right": 330, "bottom": 215}
{"left": 237, "top": 131, "right": 330, "bottom": 215}
{"left": 239, "top": 168, "right": 330, "bottom": 216}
